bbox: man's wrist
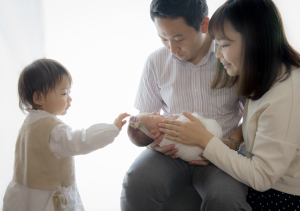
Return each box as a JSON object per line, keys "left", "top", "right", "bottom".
{"left": 228, "top": 137, "right": 240, "bottom": 151}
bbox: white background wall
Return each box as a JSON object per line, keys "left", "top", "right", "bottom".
{"left": 0, "top": 0, "right": 45, "bottom": 208}
{"left": 1, "top": 0, "right": 299, "bottom": 210}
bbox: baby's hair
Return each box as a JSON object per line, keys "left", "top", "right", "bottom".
{"left": 127, "top": 125, "right": 154, "bottom": 147}
{"left": 18, "top": 58, "right": 72, "bottom": 112}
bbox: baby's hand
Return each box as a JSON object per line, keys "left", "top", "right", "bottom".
{"left": 114, "top": 113, "right": 130, "bottom": 131}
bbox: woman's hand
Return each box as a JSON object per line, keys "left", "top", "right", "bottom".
{"left": 147, "top": 133, "right": 179, "bottom": 158}
{"left": 158, "top": 111, "right": 214, "bottom": 149}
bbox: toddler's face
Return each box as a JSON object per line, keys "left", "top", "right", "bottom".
{"left": 43, "top": 75, "right": 72, "bottom": 115}
{"left": 137, "top": 112, "right": 165, "bottom": 131}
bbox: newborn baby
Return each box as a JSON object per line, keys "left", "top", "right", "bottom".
{"left": 127, "top": 112, "right": 222, "bottom": 162}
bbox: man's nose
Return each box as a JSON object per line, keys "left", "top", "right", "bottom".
{"left": 169, "top": 41, "right": 179, "bottom": 55}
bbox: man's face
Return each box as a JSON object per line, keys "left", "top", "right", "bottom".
{"left": 154, "top": 17, "right": 204, "bottom": 64}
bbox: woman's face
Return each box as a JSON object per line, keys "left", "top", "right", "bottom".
{"left": 214, "top": 22, "right": 243, "bottom": 76}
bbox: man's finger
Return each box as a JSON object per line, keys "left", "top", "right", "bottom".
{"left": 159, "top": 145, "right": 175, "bottom": 153}
{"left": 164, "top": 148, "right": 178, "bottom": 156}
{"left": 171, "top": 154, "right": 178, "bottom": 159}
{"left": 199, "top": 153, "right": 205, "bottom": 158}
{"left": 151, "top": 134, "right": 164, "bottom": 145}
{"left": 189, "top": 160, "right": 211, "bottom": 166}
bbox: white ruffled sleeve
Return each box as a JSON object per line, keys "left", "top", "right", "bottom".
{"left": 49, "top": 123, "right": 120, "bottom": 159}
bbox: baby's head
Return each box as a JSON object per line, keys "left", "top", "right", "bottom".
{"left": 127, "top": 112, "right": 166, "bottom": 147}
{"left": 18, "top": 58, "right": 72, "bottom": 115}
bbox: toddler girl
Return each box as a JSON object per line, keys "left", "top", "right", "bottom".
{"left": 127, "top": 112, "right": 222, "bottom": 162}
{"left": 2, "top": 58, "right": 129, "bottom": 211}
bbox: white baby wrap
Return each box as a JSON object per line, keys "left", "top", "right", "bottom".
{"left": 158, "top": 113, "right": 222, "bottom": 162}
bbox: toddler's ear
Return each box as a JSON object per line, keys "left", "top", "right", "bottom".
{"left": 149, "top": 130, "right": 161, "bottom": 139}
{"left": 33, "top": 91, "right": 45, "bottom": 106}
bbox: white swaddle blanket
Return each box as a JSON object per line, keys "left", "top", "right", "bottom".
{"left": 159, "top": 113, "right": 222, "bottom": 162}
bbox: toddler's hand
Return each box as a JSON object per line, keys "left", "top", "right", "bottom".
{"left": 114, "top": 113, "right": 130, "bottom": 131}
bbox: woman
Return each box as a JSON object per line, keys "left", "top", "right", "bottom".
{"left": 158, "top": 0, "right": 300, "bottom": 210}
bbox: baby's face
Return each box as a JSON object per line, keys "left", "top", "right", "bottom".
{"left": 137, "top": 112, "right": 166, "bottom": 131}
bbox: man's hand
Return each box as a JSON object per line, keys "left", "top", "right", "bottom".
{"left": 147, "top": 133, "right": 179, "bottom": 158}
{"left": 189, "top": 153, "right": 211, "bottom": 166}
{"left": 114, "top": 113, "right": 130, "bottom": 131}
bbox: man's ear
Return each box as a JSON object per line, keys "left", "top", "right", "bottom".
{"left": 201, "top": 16, "right": 210, "bottom": 34}
{"left": 149, "top": 130, "right": 161, "bottom": 139}
{"left": 33, "top": 91, "right": 45, "bottom": 106}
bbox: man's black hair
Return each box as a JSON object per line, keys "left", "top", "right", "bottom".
{"left": 150, "top": 0, "right": 208, "bottom": 31}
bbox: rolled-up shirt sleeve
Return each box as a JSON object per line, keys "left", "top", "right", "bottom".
{"left": 49, "top": 123, "right": 120, "bottom": 158}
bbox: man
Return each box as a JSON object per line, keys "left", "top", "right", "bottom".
{"left": 121, "top": 0, "right": 251, "bottom": 210}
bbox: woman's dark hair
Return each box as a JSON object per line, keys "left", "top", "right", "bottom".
{"left": 127, "top": 126, "right": 154, "bottom": 147}
{"left": 208, "top": 0, "right": 300, "bottom": 100}
{"left": 18, "top": 58, "right": 72, "bottom": 112}
{"left": 150, "top": 0, "right": 208, "bottom": 31}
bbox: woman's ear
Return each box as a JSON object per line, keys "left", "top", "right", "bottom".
{"left": 33, "top": 91, "right": 45, "bottom": 106}
{"left": 149, "top": 130, "right": 161, "bottom": 139}
{"left": 201, "top": 17, "right": 210, "bottom": 34}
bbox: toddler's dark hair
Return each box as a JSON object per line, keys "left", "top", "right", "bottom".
{"left": 18, "top": 58, "right": 72, "bottom": 112}
{"left": 127, "top": 125, "right": 154, "bottom": 147}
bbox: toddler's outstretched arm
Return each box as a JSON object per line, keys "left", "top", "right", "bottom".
{"left": 49, "top": 112, "right": 130, "bottom": 158}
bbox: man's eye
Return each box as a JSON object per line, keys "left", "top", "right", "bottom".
{"left": 176, "top": 39, "right": 183, "bottom": 42}
{"left": 62, "top": 93, "right": 67, "bottom": 96}
{"left": 221, "top": 45, "right": 229, "bottom": 48}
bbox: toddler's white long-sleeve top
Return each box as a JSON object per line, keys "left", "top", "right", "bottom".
{"left": 2, "top": 110, "right": 120, "bottom": 211}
